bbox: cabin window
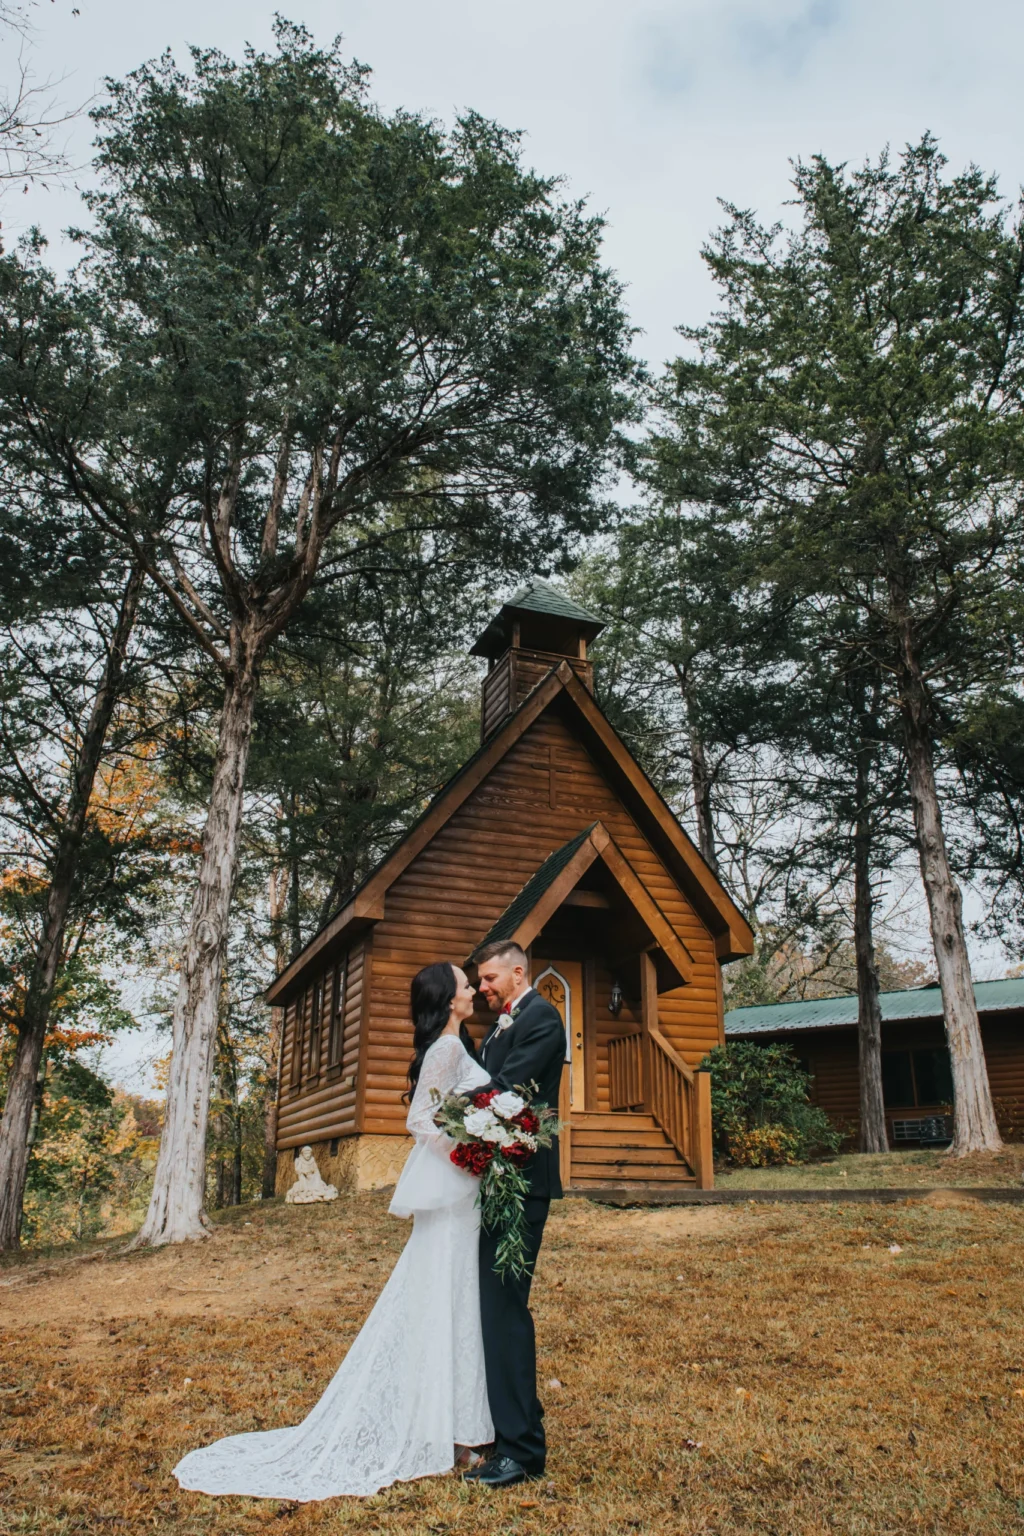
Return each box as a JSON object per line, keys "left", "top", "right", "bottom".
{"left": 327, "top": 955, "right": 347, "bottom": 1069}
{"left": 882, "top": 1048, "right": 954, "bottom": 1108}
{"left": 306, "top": 975, "right": 324, "bottom": 1079}
{"left": 912, "top": 1047, "right": 954, "bottom": 1105}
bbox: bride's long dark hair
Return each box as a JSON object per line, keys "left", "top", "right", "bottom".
{"left": 406, "top": 961, "right": 479, "bottom": 1100}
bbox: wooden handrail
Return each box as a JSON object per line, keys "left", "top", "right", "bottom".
{"left": 606, "top": 958, "right": 714, "bottom": 1188}
{"left": 608, "top": 1031, "right": 643, "bottom": 1111}
{"left": 648, "top": 1025, "right": 695, "bottom": 1084}
{"left": 646, "top": 1029, "right": 713, "bottom": 1187}
{"left": 646, "top": 1027, "right": 691, "bottom": 1166}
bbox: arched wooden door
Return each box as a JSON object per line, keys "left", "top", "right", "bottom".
{"left": 535, "top": 961, "right": 584, "bottom": 1188}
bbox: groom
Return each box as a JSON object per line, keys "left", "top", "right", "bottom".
{"left": 464, "top": 939, "right": 566, "bottom": 1489}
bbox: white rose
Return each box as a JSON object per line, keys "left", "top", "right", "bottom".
{"left": 480, "top": 1123, "right": 513, "bottom": 1146}
{"left": 464, "top": 1107, "right": 499, "bottom": 1137}
{"left": 490, "top": 1091, "right": 526, "bottom": 1120}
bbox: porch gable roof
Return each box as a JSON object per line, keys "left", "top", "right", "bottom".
{"left": 471, "top": 820, "right": 695, "bottom": 989}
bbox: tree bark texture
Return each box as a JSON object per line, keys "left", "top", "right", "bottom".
{"left": 896, "top": 636, "right": 1002, "bottom": 1154}
{"left": 852, "top": 782, "right": 888, "bottom": 1153}
{"left": 132, "top": 661, "right": 260, "bottom": 1246}
{"left": 262, "top": 864, "right": 288, "bottom": 1199}
{"left": 261, "top": 1006, "right": 283, "bottom": 1200}
{"left": 0, "top": 567, "right": 142, "bottom": 1251}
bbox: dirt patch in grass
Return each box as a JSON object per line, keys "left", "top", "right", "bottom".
{"left": 715, "top": 1144, "right": 1024, "bottom": 1190}
{"left": 2, "top": 1192, "right": 1024, "bottom": 1535}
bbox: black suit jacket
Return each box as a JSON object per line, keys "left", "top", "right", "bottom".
{"left": 479, "top": 989, "right": 566, "bottom": 1199}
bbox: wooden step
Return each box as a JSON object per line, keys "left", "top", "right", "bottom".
{"left": 570, "top": 1112, "right": 658, "bottom": 1132}
{"left": 570, "top": 1163, "right": 696, "bottom": 1184}
{"left": 571, "top": 1144, "right": 682, "bottom": 1166}
{"left": 568, "top": 1109, "right": 695, "bottom": 1187}
{"left": 571, "top": 1128, "right": 671, "bottom": 1150}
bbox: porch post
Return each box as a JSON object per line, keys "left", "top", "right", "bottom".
{"left": 693, "top": 1070, "right": 715, "bottom": 1190}
{"left": 639, "top": 950, "right": 657, "bottom": 1112}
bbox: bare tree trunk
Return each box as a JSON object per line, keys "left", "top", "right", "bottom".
{"left": 132, "top": 657, "right": 260, "bottom": 1247}
{"left": 232, "top": 1091, "right": 243, "bottom": 1207}
{"left": 0, "top": 566, "right": 142, "bottom": 1251}
{"left": 262, "top": 862, "right": 288, "bottom": 1199}
{"left": 212, "top": 1073, "right": 225, "bottom": 1209}
{"left": 853, "top": 800, "right": 887, "bottom": 1153}
{"left": 896, "top": 634, "right": 1001, "bottom": 1155}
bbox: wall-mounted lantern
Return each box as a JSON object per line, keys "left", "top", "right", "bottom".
{"left": 609, "top": 980, "right": 623, "bottom": 1017}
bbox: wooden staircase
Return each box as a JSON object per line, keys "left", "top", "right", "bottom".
{"left": 568, "top": 1111, "right": 696, "bottom": 1189}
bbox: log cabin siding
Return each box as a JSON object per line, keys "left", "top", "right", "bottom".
{"left": 276, "top": 939, "right": 366, "bottom": 1150}
{"left": 752, "top": 1015, "right": 1024, "bottom": 1142}
{"left": 360, "top": 707, "right": 722, "bottom": 1134}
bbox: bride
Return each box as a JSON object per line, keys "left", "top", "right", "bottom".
{"left": 174, "top": 961, "right": 493, "bottom": 1501}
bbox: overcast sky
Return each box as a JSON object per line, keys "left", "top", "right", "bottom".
{"left": 8, "top": 0, "right": 1019, "bottom": 1087}
{"left": 5, "top": 0, "right": 1024, "bottom": 372}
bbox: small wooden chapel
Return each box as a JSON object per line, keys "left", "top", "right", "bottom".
{"left": 268, "top": 579, "right": 754, "bottom": 1195}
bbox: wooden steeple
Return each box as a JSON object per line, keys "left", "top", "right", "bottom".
{"left": 470, "top": 576, "right": 606, "bottom": 741}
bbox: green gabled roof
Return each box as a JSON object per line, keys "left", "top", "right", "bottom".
{"left": 470, "top": 576, "right": 606, "bottom": 658}
{"left": 475, "top": 824, "right": 599, "bottom": 948}
{"left": 725, "top": 977, "right": 1024, "bottom": 1036}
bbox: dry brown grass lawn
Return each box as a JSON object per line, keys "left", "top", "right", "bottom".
{"left": 2, "top": 1191, "right": 1024, "bottom": 1536}
{"left": 715, "top": 1144, "right": 1024, "bottom": 1190}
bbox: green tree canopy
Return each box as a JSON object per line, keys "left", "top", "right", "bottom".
{"left": 645, "top": 135, "right": 1024, "bottom": 1153}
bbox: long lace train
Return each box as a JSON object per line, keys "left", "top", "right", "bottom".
{"left": 174, "top": 1034, "right": 493, "bottom": 1501}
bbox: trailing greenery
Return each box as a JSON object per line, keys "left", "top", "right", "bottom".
{"left": 699, "top": 1040, "right": 843, "bottom": 1166}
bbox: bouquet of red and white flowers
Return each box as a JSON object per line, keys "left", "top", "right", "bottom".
{"left": 430, "top": 1082, "right": 561, "bottom": 1280}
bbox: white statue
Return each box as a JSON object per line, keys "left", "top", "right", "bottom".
{"left": 286, "top": 1145, "right": 338, "bottom": 1204}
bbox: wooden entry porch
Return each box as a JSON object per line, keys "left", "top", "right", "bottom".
{"left": 547, "top": 950, "right": 715, "bottom": 1192}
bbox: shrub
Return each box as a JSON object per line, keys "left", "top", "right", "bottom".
{"left": 726, "top": 1125, "right": 802, "bottom": 1167}
{"left": 699, "top": 1041, "right": 842, "bottom": 1165}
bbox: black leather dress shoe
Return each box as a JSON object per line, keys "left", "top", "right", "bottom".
{"left": 463, "top": 1454, "right": 543, "bottom": 1487}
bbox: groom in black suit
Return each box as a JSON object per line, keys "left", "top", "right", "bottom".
{"left": 463, "top": 939, "right": 566, "bottom": 1489}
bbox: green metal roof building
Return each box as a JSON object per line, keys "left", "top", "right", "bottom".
{"left": 724, "top": 978, "right": 1024, "bottom": 1146}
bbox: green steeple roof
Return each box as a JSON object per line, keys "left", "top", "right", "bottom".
{"left": 470, "top": 576, "right": 606, "bottom": 659}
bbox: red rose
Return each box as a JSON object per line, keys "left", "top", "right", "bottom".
{"left": 501, "top": 1142, "right": 532, "bottom": 1165}
{"left": 451, "top": 1142, "right": 493, "bottom": 1176}
{"left": 516, "top": 1110, "right": 539, "bottom": 1134}
{"left": 471, "top": 1089, "right": 499, "bottom": 1109}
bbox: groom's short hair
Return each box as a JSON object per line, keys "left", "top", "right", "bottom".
{"left": 473, "top": 940, "right": 528, "bottom": 972}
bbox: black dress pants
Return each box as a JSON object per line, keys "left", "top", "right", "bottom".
{"left": 478, "top": 1195, "right": 550, "bottom": 1472}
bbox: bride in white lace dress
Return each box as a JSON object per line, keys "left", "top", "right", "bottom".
{"left": 174, "top": 962, "right": 493, "bottom": 1501}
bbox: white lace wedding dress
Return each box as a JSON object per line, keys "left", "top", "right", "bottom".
{"left": 173, "top": 1034, "right": 493, "bottom": 1501}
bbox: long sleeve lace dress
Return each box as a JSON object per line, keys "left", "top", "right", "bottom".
{"left": 173, "top": 1034, "right": 493, "bottom": 1501}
